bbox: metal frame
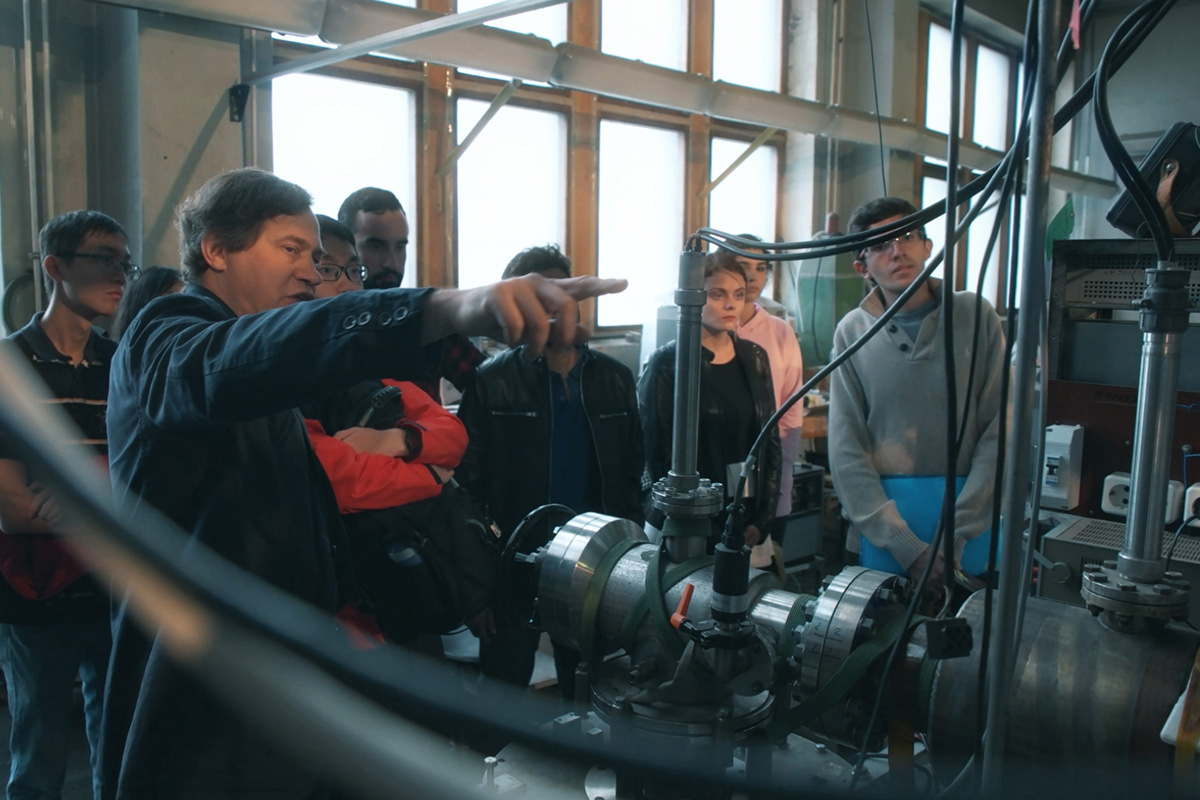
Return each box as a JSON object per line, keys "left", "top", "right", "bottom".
{"left": 240, "top": 0, "right": 574, "bottom": 85}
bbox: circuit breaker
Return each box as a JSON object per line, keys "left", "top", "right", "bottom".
{"left": 1042, "top": 424, "right": 1084, "bottom": 510}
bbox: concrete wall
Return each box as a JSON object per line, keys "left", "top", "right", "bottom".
{"left": 0, "top": 0, "right": 247, "bottom": 332}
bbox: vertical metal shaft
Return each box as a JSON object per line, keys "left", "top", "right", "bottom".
{"left": 982, "top": 0, "right": 1058, "bottom": 787}
{"left": 668, "top": 250, "right": 707, "bottom": 490}
{"left": 1121, "top": 268, "right": 1191, "bottom": 583}
{"left": 22, "top": 0, "right": 44, "bottom": 311}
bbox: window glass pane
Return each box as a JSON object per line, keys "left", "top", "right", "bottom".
{"left": 597, "top": 120, "right": 685, "bottom": 328}
{"left": 272, "top": 74, "right": 418, "bottom": 287}
{"left": 709, "top": 138, "right": 778, "bottom": 241}
{"left": 973, "top": 45, "right": 1010, "bottom": 150}
{"left": 921, "top": 175, "right": 947, "bottom": 283}
{"left": 925, "top": 23, "right": 952, "bottom": 134}
{"left": 966, "top": 199, "right": 1001, "bottom": 304}
{"left": 456, "top": 99, "right": 566, "bottom": 290}
{"left": 456, "top": 0, "right": 567, "bottom": 42}
{"left": 713, "top": 0, "right": 783, "bottom": 92}
{"left": 601, "top": 0, "right": 688, "bottom": 71}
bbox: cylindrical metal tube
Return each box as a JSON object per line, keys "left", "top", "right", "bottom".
{"left": 538, "top": 514, "right": 783, "bottom": 655}
{"left": 931, "top": 593, "right": 1198, "bottom": 794}
{"left": 1122, "top": 331, "right": 1183, "bottom": 581}
{"left": 668, "top": 250, "right": 707, "bottom": 489}
{"left": 983, "top": 0, "right": 1059, "bottom": 786}
{"left": 1121, "top": 267, "right": 1192, "bottom": 584}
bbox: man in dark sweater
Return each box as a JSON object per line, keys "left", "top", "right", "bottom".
{"left": 0, "top": 209, "right": 132, "bottom": 800}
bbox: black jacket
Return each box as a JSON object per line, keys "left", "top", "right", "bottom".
{"left": 102, "top": 284, "right": 441, "bottom": 800}
{"left": 638, "top": 335, "right": 782, "bottom": 537}
{"left": 457, "top": 345, "right": 645, "bottom": 536}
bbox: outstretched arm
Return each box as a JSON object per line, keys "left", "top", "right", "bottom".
{"left": 421, "top": 274, "right": 626, "bottom": 355}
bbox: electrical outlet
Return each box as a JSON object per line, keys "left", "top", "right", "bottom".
{"left": 1186, "top": 483, "right": 1200, "bottom": 527}
{"left": 1101, "top": 471, "right": 1132, "bottom": 516}
{"left": 1167, "top": 479, "right": 1186, "bottom": 523}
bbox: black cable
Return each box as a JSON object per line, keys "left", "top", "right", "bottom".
{"left": 864, "top": 0, "right": 889, "bottom": 196}
{"left": 704, "top": 0, "right": 1168, "bottom": 269}
{"left": 1165, "top": 514, "right": 1200, "bottom": 574}
{"left": 940, "top": 0, "right": 966, "bottom": 601}
{"left": 1092, "top": 0, "right": 1177, "bottom": 262}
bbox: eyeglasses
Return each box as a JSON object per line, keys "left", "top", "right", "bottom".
{"left": 860, "top": 230, "right": 925, "bottom": 258}
{"left": 60, "top": 252, "right": 141, "bottom": 279}
{"left": 316, "top": 262, "right": 369, "bottom": 283}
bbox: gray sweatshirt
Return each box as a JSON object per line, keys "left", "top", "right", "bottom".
{"left": 829, "top": 279, "right": 1006, "bottom": 570}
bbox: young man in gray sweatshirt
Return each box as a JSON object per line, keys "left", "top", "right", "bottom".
{"left": 829, "top": 197, "right": 1005, "bottom": 589}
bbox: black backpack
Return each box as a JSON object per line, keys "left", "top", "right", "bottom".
{"left": 342, "top": 481, "right": 503, "bottom": 641}
{"left": 312, "top": 381, "right": 504, "bottom": 641}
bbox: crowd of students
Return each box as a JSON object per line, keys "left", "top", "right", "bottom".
{"left": 0, "top": 167, "right": 1001, "bottom": 800}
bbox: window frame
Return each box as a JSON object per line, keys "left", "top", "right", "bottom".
{"left": 917, "top": 11, "right": 1022, "bottom": 311}
{"left": 268, "top": 0, "right": 790, "bottom": 333}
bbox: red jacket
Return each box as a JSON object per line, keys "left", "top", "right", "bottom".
{"left": 306, "top": 380, "right": 467, "bottom": 514}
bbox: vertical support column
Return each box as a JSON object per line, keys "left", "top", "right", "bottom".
{"left": 567, "top": 0, "right": 598, "bottom": 328}
{"left": 240, "top": 30, "right": 274, "bottom": 171}
{"left": 415, "top": 0, "right": 454, "bottom": 288}
{"left": 684, "top": 0, "right": 713, "bottom": 240}
{"left": 983, "top": 0, "right": 1059, "bottom": 788}
{"left": 91, "top": 3, "right": 142, "bottom": 251}
{"left": 417, "top": 60, "right": 455, "bottom": 289}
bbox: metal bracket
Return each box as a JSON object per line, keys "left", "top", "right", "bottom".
{"left": 228, "top": 84, "right": 251, "bottom": 123}
{"left": 436, "top": 79, "right": 521, "bottom": 179}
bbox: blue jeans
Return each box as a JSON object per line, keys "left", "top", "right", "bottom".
{"left": 2, "top": 618, "right": 111, "bottom": 800}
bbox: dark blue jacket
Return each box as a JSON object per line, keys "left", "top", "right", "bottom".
{"left": 101, "top": 284, "right": 439, "bottom": 800}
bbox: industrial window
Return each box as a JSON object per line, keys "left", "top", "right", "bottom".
{"left": 271, "top": 72, "right": 418, "bottom": 287}
{"left": 973, "top": 44, "right": 1011, "bottom": 151}
{"left": 596, "top": 119, "right": 686, "bottom": 328}
{"left": 455, "top": 99, "right": 567, "bottom": 289}
{"left": 601, "top": 0, "right": 688, "bottom": 72}
{"left": 712, "top": 0, "right": 784, "bottom": 92}
{"left": 921, "top": 18, "right": 1019, "bottom": 310}
{"left": 708, "top": 137, "right": 779, "bottom": 241}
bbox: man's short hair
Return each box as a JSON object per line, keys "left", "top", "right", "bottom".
{"left": 847, "top": 197, "right": 921, "bottom": 235}
{"left": 39, "top": 210, "right": 128, "bottom": 295}
{"left": 176, "top": 168, "right": 312, "bottom": 282}
{"left": 502, "top": 244, "right": 572, "bottom": 280}
{"left": 316, "top": 214, "right": 356, "bottom": 250}
{"left": 704, "top": 250, "right": 749, "bottom": 284}
{"left": 337, "top": 187, "right": 404, "bottom": 231}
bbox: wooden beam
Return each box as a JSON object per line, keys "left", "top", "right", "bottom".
{"left": 568, "top": 0, "right": 600, "bottom": 330}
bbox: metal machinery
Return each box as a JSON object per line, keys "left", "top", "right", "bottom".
{"left": 484, "top": 236, "right": 1200, "bottom": 798}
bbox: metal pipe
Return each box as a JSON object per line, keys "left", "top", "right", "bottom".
{"left": 39, "top": 0, "right": 53, "bottom": 220}
{"left": 21, "top": 0, "right": 44, "bottom": 312}
{"left": 982, "top": 0, "right": 1059, "bottom": 787}
{"left": 1121, "top": 268, "right": 1191, "bottom": 583}
{"left": 242, "top": 0, "right": 571, "bottom": 85}
{"left": 668, "top": 250, "right": 707, "bottom": 489}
